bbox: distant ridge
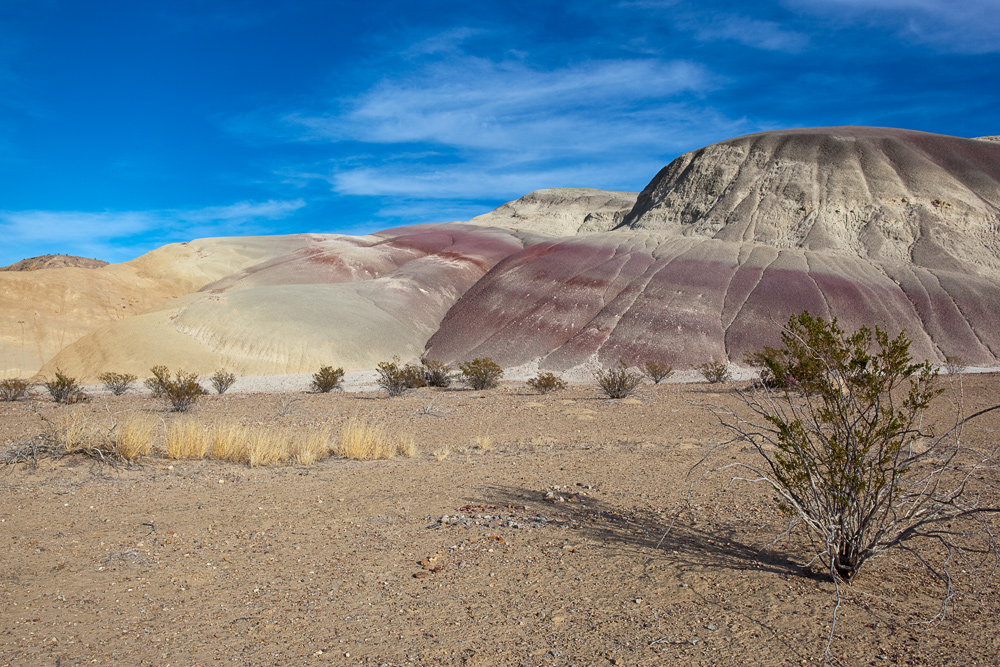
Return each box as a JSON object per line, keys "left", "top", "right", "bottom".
{"left": 2, "top": 254, "right": 109, "bottom": 271}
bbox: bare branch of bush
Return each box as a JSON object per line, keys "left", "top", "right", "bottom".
{"left": 98, "top": 371, "right": 137, "bottom": 396}
{"left": 1, "top": 434, "right": 63, "bottom": 468}
{"left": 594, "top": 361, "right": 643, "bottom": 399}
{"left": 944, "top": 355, "right": 967, "bottom": 376}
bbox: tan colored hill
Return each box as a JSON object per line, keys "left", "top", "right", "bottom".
{"left": 467, "top": 188, "right": 637, "bottom": 236}
{"left": 1, "top": 254, "right": 109, "bottom": 271}
{"left": 1, "top": 236, "right": 317, "bottom": 378}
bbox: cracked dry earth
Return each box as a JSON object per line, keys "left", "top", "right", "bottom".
{"left": 1, "top": 376, "right": 999, "bottom": 666}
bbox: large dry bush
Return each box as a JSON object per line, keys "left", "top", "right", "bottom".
{"left": 527, "top": 372, "right": 567, "bottom": 394}
{"left": 311, "top": 366, "right": 345, "bottom": 393}
{"left": 145, "top": 366, "right": 204, "bottom": 411}
{"left": 706, "top": 312, "right": 1000, "bottom": 590}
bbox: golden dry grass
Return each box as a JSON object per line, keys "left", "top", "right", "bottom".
{"left": 210, "top": 423, "right": 248, "bottom": 463}
{"left": 337, "top": 417, "right": 415, "bottom": 460}
{"left": 166, "top": 420, "right": 210, "bottom": 459}
{"left": 288, "top": 427, "right": 332, "bottom": 465}
{"left": 473, "top": 434, "right": 493, "bottom": 451}
{"left": 54, "top": 410, "right": 91, "bottom": 454}
{"left": 111, "top": 412, "right": 156, "bottom": 462}
{"left": 432, "top": 447, "right": 450, "bottom": 462}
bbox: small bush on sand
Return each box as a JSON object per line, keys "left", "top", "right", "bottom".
{"left": 311, "top": 366, "right": 345, "bottom": 393}
{"left": 698, "top": 360, "right": 731, "bottom": 384}
{"left": 337, "top": 417, "right": 415, "bottom": 460}
{"left": 376, "top": 357, "right": 412, "bottom": 397}
{"left": 420, "top": 359, "right": 453, "bottom": 388}
{"left": 643, "top": 361, "right": 674, "bottom": 384}
{"left": 144, "top": 365, "right": 171, "bottom": 398}
{"left": 166, "top": 420, "right": 210, "bottom": 459}
{"left": 709, "top": 312, "right": 1000, "bottom": 590}
{"left": 527, "top": 372, "right": 567, "bottom": 394}
{"left": 594, "top": 361, "right": 643, "bottom": 399}
{"left": 210, "top": 368, "right": 236, "bottom": 395}
{"left": 150, "top": 368, "right": 203, "bottom": 412}
{"left": 45, "top": 369, "right": 81, "bottom": 404}
{"left": 98, "top": 371, "right": 137, "bottom": 396}
{"left": 458, "top": 358, "right": 503, "bottom": 390}
{"left": 0, "top": 378, "right": 30, "bottom": 402}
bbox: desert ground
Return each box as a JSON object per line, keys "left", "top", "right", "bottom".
{"left": 1, "top": 374, "right": 999, "bottom": 666}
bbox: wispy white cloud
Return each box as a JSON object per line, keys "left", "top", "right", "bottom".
{"left": 244, "top": 54, "right": 749, "bottom": 200}
{"left": 0, "top": 199, "right": 306, "bottom": 264}
{"left": 789, "top": 0, "right": 1000, "bottom": 53}
{"left": 691, "top": 15, "right": 809, "bottom": 52}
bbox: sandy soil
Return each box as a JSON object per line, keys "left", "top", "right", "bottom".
{"left": 1, "top": 375, "right": 999, "bottom": 666}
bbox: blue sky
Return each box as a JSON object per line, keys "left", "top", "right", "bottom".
{"left": 1, "top": 0, "right": 998, "bottom": 265}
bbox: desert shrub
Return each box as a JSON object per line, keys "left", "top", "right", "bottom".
{"left": 0, "top": 378, "right": 30, "bottom": 402}
{"left": 420, "top": 359, "right": 453, "bottom": 387}
{"left": 210, "top": 368, "right": 236, "bottom": 395}
{"left": 45, "top": 369, "right": 81, "bottom": 403}
{"left": 99, "top": 371, "right": 138, "bottom": 396}
{"left": 594, "top": 361, "right": 643, "bottom": 399}
{"left": 527, "top": 371, "right": 567, "bottom": 394}
{"left": 712, "top": 311, "right": 1000, "bottom": 586}
{"left": 337, "top": 417, "right": 415, "bottom": 460}
{"left": 458, "top": 358, "right": 503, "bottom": 390}
{"left": 698, "top": 360, "right": 731, "bottom": 384}
{"left": 643, "top": 361, "right": 674, "bottom": 384}
{"left": 944, "top": 355, "right": 966, "bottom": 375}
{"left": 376, "top": 357, "right": 413, "bottom": 397}
{"left": 311, "top": 366, "right": 345, "bottom": 393}
{"left": 144, "top": 365, "right": 171, "bottom": 398}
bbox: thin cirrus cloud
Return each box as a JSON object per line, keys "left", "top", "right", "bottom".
{"left": 267, "top": 57, "right": 746, "bottom": 200}
{"left": 691, "top": 15, "right": 809, "bottom": 52}
{"left": 0, "top": 199, "right": 305, "bottom": 263}
{"left": 789, "top": 0, "right": 1000, "bottom": 53}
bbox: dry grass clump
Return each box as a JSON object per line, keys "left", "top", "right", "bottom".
{"left": 337, "top": 417, "right": 415, "bottom": 460}
{"left": 288, "top": 427, "right": 332, "bottom": 465}
{"left": 110, "top": 412, "right": 156, "bottom": 462}
{"left": 166, "top": 420, "right": 211, "bottom": 459}
{"left": 48, "top": 410, "right": 156, "bottom": 464}
{"left": 432, "top": 447, "right": 450, "bottom": 462}
{"left": 473, "top": 434, "right": 493, "bottom": 451}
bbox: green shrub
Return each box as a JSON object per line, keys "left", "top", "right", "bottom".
{"left": 376, "top": 357, "right": 412, "bottom": 397}
{"left": 527, "top": 371, "right": 567, "bottom": 394}
{"left": 594, "top": 361, "right": 643, "bottom": 399}
{"left": 311, "top": 366, "right": 345, "bottom": 393}
{"left": 45, "top": 369, "right": 81, "bottom": 404}
{"left": 144, "top": 365, "right": 171, "bottom": 398}
{"left": 698, "top": 360, "right": 731, "bottom": 384}
{"left": 210, "top": 368, "right": 236, "bottom": 395}
{"left": 717, "top": 312, "right": 1000, "bottom": 585}
{"left": 98, "top": 371, "right": 138, "bottom": 396}
{"left": 642, "top": 361, "right": 673, "bottom": 384}
{"left": 152, "top": 369, "right": 204, "bottom": 412}
{"left": 420, "top": 359, "right": 453, "bottom": 388}
{"left": 458, "top": 358, "right": 503, "bottom": 390}
{"left": 0, "top": 378, "right": 30, "bottom": 402}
